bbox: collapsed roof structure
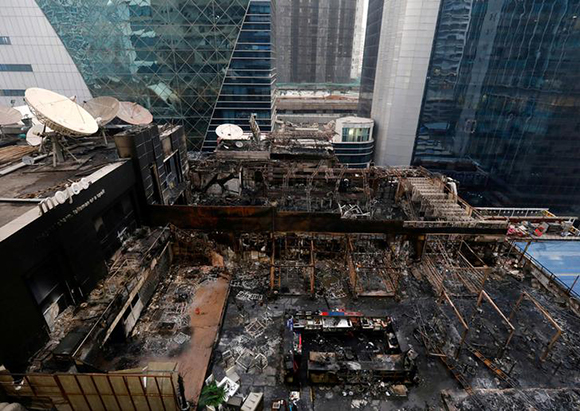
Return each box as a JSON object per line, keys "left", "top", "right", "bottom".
{"left": 1, "top": 118, "right": 580, "bottom": 410}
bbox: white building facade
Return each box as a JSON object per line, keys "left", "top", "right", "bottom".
{"left": 0, "top": 0, "right": 91, "bottom": 107}
{"left": 366, "top": 0, "right": 441, "bottom": 166}
{"left": 333, "top": 116, "right": 374, "bottom": 168}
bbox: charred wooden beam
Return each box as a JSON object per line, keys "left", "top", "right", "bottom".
{"left": 148, "top": 205, "right": 508, "bottom": 236}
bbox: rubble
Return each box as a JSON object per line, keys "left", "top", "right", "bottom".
{"left": 5, "top": 141, "right": 580, "bottom": 411}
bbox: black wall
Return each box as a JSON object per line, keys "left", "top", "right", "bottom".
{"left": 0, "top": 161, "right": 138, "bottom": 372}
{"left": 115, "top": 125, "right": 188, "bottom": 209}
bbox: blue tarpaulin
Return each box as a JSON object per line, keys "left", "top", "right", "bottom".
{"left": 516, "top": 241, "right": 580, "bottom": 295}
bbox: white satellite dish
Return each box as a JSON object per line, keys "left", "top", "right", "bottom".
{"left": 13, "top": 105, "right": 53, "bottom": 131}
{"left": 216, "top": 124, "right": 244, "bottom": 140}
{"left": 0, "top": 105, "right": 22, "bottom": 125}
{"left": 25, "top": 88, "right": 98, "bottom": 136}
{"left": 13, "top": 105, "right": 35, "bottom": 122}
{"left": 26, "top": 124, "right": 45, "bottom": 146}
{"left": 82, "top": 97, "right": 120, "bottom": 126}
{"left": 117, "top": 101, "right": 153, "bottom": 125}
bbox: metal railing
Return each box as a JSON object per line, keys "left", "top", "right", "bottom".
{"left": 477, "top": 207, "right": 551, "bottom": 218}
{"left": 512, "top": 242, "right": 580, "bottom": 300}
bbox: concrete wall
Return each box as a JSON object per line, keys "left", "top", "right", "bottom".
{"left": 277, "top": 113, "right": 351, "bottom": 125}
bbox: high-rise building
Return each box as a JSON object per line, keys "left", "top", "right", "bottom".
{"left": 204, "top": 0, "right": 276, "bottom": 150}
{"left": 34, "top": 0, "right": 275, "bottom": 150}
{"left": 333, "top": 116, "right": 375, "bottom": 168}
{"left": 359, "top": 0, "right": 441, "bottom": 166}
{"left": 357, "top": 0, "right": 384, "bottom": 118}
{"left": 275, "top": 0, "right": 360, "bottom": 85}
{"left": 350, "top": 0, "right": 369, "bottom": 81}
{"left": 0, "top": 0, "right": 91, "bottom": 107}
{"left": 362, "top": 0, "right": 580, "bottom": 213}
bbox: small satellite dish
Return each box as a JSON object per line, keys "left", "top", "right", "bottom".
{"left": 13, "top": 105, "right": 52, "bottom": 131}
{"left": 117, "top": 101, "right": 153, "bottom": 125}
{"left": 13, "top": 105, "right": 35, "bottom": 122}
{"left": 235, "top": 141, "right": 244, "bottom": 148}
{"left": 0, "top": 105, "right": 22, "bottom": 125}
{"left": 216, "top": 124, "right": 244, "bottom": 140}
{"left": 26, "top": 124, "right": 45, "bottom": 146}
{"left": 25, "top": 88, "right": 98, "bottom": 136}
{"left": 82, "top": 97, "right": 120, "bottom": 126}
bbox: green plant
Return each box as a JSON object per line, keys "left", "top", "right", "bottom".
{"left": 198, "top": 382, "right": 226, "bottom": 408}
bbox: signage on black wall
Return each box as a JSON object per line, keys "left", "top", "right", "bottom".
{"left": 38, "top": 178, "right": 91, "bottom": 215}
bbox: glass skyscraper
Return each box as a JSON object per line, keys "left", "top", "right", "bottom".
{"left": 414, "top": 0, "right": 580, "bottom": 213}
{"left": 361, "top": 0, "right": 580, "bottom": 213}
{"left": 35, "top": 0, "right": 275, "bottom": 150}
{"left": 204, "top": 0, "right": 276, "bottom": 150}
{"left": 275, "top": 0, "right": 360, "bottom": 85}
{"left": 358, "top": 0, "right": 384, "bottom": 119}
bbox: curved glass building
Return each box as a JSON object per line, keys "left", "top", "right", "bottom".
{"left": 35, "top": 0, "right": 275, "bottom": 150}
{"left": 333, "top": 116, "right": 374, "bottom": 168}
{"left": 0, "top": 0, "right": 92, "bottom": 107}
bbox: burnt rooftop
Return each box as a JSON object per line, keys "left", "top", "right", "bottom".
{"left": 1, "top": 126, "right": 580, "bottom": 411}
{"left": 18, "top": 224, "right": 580, "bottom": 410}
{"left": 0, "top": 138, "right": 120, "bottom": 227}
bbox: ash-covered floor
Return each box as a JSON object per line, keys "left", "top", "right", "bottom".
{"left": 97, "top": 231, "right": 580, "bottom": 410}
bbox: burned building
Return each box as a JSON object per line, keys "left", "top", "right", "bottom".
{"left": 0, "top": 124, "right": 189, "bottom": 373}
{"left": 1, "top": 125, "right": 580, "bottom": 410}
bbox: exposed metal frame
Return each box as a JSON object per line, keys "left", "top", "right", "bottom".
{"left": 475, "top": 290, "right": 515, "bottom": 359}
{"left": 508, "top": 291, "right": 563, "bottom": 362}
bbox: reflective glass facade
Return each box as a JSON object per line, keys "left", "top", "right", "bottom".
{"left": 204, "top": 0, "right": 276, "bottom": 150}
{"left": 333, "top": 141, "right": 375, "bottom": 168}
{"left": 342, "top": 127, "right": 370, "bottom": 143}
{"left": 357, "top": 0, "right": 384, "bottom": 118}
{"left": 36, "top": 0, "right": 273, "bottom": 150}
{"left": 414, "top": 0, "right": 580, "bottom": 213}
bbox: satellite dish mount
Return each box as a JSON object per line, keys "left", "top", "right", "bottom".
{"left": 82, "top": 96, "right": 120, "bottom": 146}
{"left": 25, "top": 88, "right": 97, "bottom": 166}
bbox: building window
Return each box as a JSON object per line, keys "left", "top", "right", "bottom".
{"left": 342, "top": 127, "right": 370, "bottom": 142}
{"left": 0, "top": 64, "right": 33, "bottom": 72}
{"left": 0, "top": 89, "right": 25, "bottom": 96}
{"left": 0, "top": 36, "right": 10, "bottom": 45}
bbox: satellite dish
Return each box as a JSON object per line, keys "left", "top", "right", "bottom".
{"left": 82, "top": 97, "right": 120, "bottom": 126}
{"left": 26, "top": 124, "right": 45, "bottom": 146}
{"left": 13, "top": 105, "right": 52, "bottom": 131}
{"left": 13, "top": 105, "right": 35, "bottom": 122}
{"left": 117, "top": 101, "right": 153, "bottom": 125}
{"left": 216, "top": 124, "right": 244, "bottom": 140}
{"left": 25, "top": 88, "right": 98, "bottom": 136}
{"left": 0, "top": 105, "right": 22, "bottom": 125}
